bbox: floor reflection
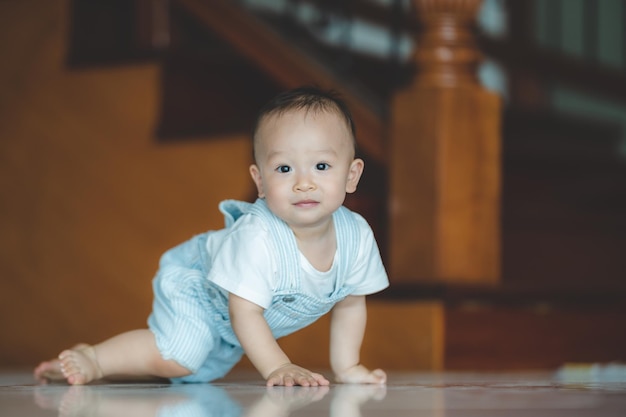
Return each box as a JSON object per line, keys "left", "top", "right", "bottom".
{"left": 1, "top": 371, "right": 624, "bottom": 417}
{"left": 32, "top": 381, "right": 387, "bottom": 417}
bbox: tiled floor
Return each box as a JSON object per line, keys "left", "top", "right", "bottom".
{"left": 1, "top": 369, "right": 625, "bottom": 416}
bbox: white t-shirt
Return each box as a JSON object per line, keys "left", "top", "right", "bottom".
{"left": 206, "top": 212, "right": 388, "bottom": 309}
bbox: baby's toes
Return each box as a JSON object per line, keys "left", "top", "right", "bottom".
{"left": 59, "top": 353, "right": 81, "bottom": 378}
{"left": 34, "top": 360, "right": 61, "bottom": 381}
{"left": 67, "top": 372, "right": 88, "bottom": 386}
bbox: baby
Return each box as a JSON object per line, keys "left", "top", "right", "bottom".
{"left": 34, "top": 86, "right": 389, "bottom": 387}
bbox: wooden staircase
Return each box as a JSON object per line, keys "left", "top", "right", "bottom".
{"left": 502, "top": 110, "right": 626, "bottom": 289}
{"left": 67, "top": 0, "right": 626, "bottom": 370}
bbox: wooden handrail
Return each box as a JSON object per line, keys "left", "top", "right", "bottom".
{"left": 175, "top": 0, "right": 387, "bottom": 163}
{"left": 293, "top": 0, "right": 419, "bottom": 33}
{"left": 480, "top": 37, "right": 626, "bottom": 106}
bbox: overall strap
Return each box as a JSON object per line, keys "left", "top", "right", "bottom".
{"left": 219, "top": 199, "right": 301, "bottom": 293}
{"left": 219, "top": 199, "right": 254, "bottom": 228}
{"left": 332, "top": 206, "right": 361, "bottom": 291}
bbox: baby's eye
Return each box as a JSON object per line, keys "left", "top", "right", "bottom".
{"left": 316, "top": 163, "right": 330, "bottom": 171}
{"left": 276, "top": 165, "right": 291, "bottom": 173}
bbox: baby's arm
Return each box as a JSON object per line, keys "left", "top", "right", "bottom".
{"left": 330, "top": 295, "right": 387, "bottom": 384}
{"left": 228, "top": 293, "right": 329, "bottom": 387}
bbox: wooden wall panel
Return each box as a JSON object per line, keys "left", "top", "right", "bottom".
{"left": 0, "top": 0, "right": 254, "bottom": 367}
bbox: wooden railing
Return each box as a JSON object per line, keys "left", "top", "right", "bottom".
{"left": 174, "top": 0, "right": 388, "bottom": 163}
{"left": 484, "top": 0, "right": 626, "bottom": 110}
{"left": 71, "top": 1, "right": 626, "bottom": 114}
{"left": 387, "top": 0, "right": 501, "bottom": 286}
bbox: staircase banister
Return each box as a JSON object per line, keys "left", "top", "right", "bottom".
{"left": 175, "top": 0, "right": 387, "bottom": 164}
{"left": 296, "top": 0, "right": 419, "bottom": 33}
{"left": 479, "top": 36, "right": 626, "bottom": 106}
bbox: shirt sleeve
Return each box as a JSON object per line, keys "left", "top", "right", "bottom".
{"left": 206, "top": 216, "right": 276, "bottom": 309}
{"left": 344, "top": 214, "right": 389, "bottom": 296}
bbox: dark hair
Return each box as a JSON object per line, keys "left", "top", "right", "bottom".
{"left": 252, "top": 86, "right": 357, "bottom": 156}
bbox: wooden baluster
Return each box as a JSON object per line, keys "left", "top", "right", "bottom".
{"left": 389, "top": 0, "right": 501, "bottom": 285}
{"left": 413, "top": 0, "right": 482, "bottom": 88}
{"left": 135, "top": 0, "right": 171, "bottom": 50}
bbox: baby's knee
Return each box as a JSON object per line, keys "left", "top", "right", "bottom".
{"left": 151, "top": 356, "right": 192, "bottom": 378}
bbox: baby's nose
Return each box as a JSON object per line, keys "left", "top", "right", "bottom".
{"left": 294, "top": 175, "right": 315, "bottom": 191}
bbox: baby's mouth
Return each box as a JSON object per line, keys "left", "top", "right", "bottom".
{"left": 294, "top": 200, "right": 319, "bottom": 208}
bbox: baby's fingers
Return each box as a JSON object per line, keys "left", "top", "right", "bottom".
{"left": 266, "top": 370, "right": 329, "bottom": 387}
{"left": 365, "top": 369, "right": 387, "bottom": 384}
{"left": 266, "top": 373, "right": 286, "bottom": 387}
{"left": 336, "top": 366, "right": 387, "bottom": 384}
{"left": 349, "top": 368, "right": 386, "bottom": 384}
{"left": 310, "top": 372, "right": 330, "bottom": 386}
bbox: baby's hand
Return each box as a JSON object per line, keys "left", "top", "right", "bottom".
{"left": 266, "top": 363, "right": 330, "bottom": 387}
{"left": 335, "top": 364, "right": 387, "bottom": 385}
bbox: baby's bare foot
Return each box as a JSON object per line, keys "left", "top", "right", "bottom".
{"left": 59, "top": 345, "right": 103, "bottom": 385}
{"left": 34, "top": 344, "right": 90, "bottom": 383}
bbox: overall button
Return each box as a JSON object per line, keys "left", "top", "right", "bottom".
{"left": 282, "top": 295, "right": 296, "bottom": 303}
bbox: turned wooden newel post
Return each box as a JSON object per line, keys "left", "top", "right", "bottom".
{"left": 389, "top": 0, "right": 501, "bottom": 285}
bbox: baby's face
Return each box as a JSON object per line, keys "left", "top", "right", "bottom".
{"left": 250, "top": 109, "right": 363, "bottom": 232}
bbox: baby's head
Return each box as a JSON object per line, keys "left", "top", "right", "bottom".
{"left": 249, "top": 86, "right": 364, "bottom": 228}
{"left": 251, "top": 86, "right": 357, "bottom": 163}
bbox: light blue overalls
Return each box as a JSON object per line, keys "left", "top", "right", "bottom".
{"left": 148, "top": 199, "right": 361, "bottom": 383}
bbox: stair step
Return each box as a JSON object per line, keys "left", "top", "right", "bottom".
{"left": 503, "top": 110, "right": 623, "bottom": 162}
{"left": 371, "top": 286, "right": 626, "bottom": 370}
{"left": 445, "top": 302, "right": 626, "bottom": 370}
{"left": 503, "top": 228, "right": 626, "bottom": 286}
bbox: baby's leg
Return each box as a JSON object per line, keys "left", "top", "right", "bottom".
{"left": 56, "top": 329, "right": 191, "bottom": 385}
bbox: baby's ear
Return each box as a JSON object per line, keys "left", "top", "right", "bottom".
{"left": 249, "top": 165, "right": 265, "bottom": 198}
{"left": 346, "top": 158, "right": 364, "bottom": 193}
